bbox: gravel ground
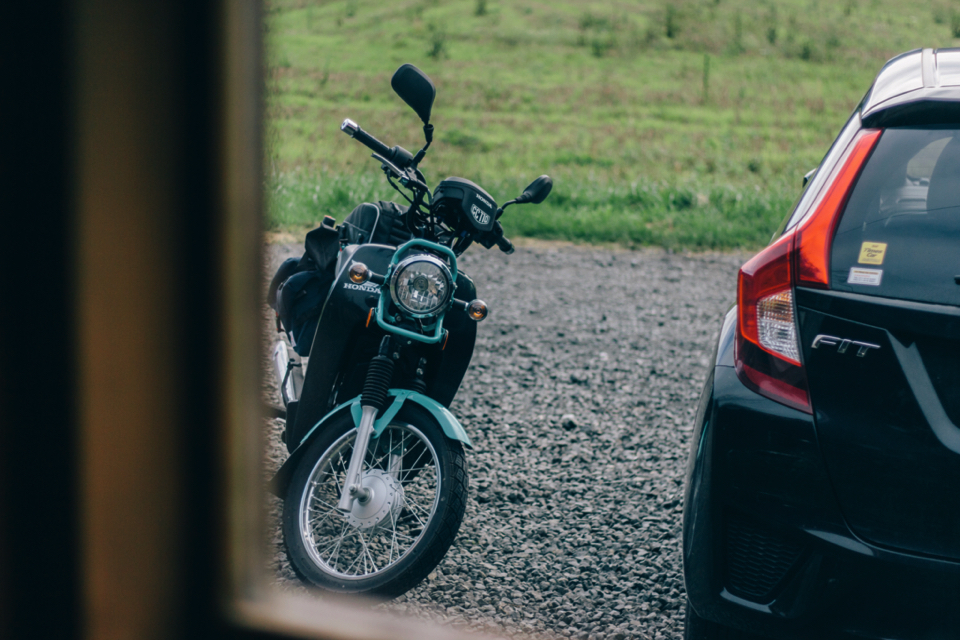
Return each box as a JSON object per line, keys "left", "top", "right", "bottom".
{"left": 262, "top": 240, "right": 747, "bottom": 640}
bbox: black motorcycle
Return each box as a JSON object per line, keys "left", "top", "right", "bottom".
{"left": 267, "top": 64, "right": 552, "bottom": 597}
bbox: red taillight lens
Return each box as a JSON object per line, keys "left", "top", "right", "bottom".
{"left": 796, "top": 129, "right": 882, "bottom": 287}
{"left": 736, "top": 232, "right": 811, "bottom": 413}
{"left": 735, "top": 128, "right": 882, "bottom": 414}
{"left": 738, "top": 232, "right": 796, "bottom": 363}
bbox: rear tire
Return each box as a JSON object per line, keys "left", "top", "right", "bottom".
{"left": 282, "top": 404, "right": 468, "bottom": 597}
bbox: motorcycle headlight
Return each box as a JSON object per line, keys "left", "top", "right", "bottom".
{"left": 389, "top": 254, "right": 454, "bottom": 319}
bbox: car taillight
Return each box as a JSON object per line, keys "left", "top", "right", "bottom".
{"left": 736, "top": 232, "right": 810, "bottom": 413}
{"left": 735, "top": 128, "right": 882, "bottom": 414}
{"left": 796, "top": 129, "right": 883, "bottom": 287}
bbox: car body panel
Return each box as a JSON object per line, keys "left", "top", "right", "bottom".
{"left": 685, "top": 316, "right": 960, "bottom": 639}
{"left": 798, "top": 293, "right": 960, "bottom": 560}
{"left": 714, "top": 306, "right": 737, "bottom": 368}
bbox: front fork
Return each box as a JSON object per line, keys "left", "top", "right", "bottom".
{"left": 338, "top": 405, "right": 379, "bottom": 510}
{"left": 337, "top": 335, "right": 398, "bottom": 512}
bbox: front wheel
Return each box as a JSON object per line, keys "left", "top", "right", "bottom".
{"left": 282, "top": 404, "right": 468, "bottom": 597}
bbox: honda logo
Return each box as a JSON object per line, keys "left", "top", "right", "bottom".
{"left": 811, "top": 334, "right": 880, "bottom": 357}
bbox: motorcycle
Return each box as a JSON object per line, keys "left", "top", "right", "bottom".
{"left": 267, "top": 63, "right": 552, "bottom": 597}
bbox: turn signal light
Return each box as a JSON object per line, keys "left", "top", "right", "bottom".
{"left": 466, "top": 300, "right": 488, "bottom": 321}
{"left": 349, "top": 262, "right": 370, "bottom": 284}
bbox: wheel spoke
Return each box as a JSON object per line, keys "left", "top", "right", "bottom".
{"left": 317, "top": 521, "right": 350, "bottom": 558}
{"left": 344, "top": 547, "right": 364, "bottom": 575}
{"left": 388, "top": 453, "right": 403, "bottom": 479}
{"left": 307, "top": 510, "right": 335, "bottom": 527}
{"left": 401, "top": 504, "right": 427, "bottom": 529}
{"left": 392, "top": 464, "right": 435, "bottom": 476}
{"left": 404, "top": 494, "right": 433, "bottom": 519}
{"left": 400, "top": 447, "right": 430, "bottom": 483}
{"left": 357, "top": 530, "right": 379, "bottom": 575}
{"left": 329, "top": 522, "right": 350, "bottom": 569}
{"left": 332, "top": 450, "right": 349, "bottom": 496}
{"left": 371, "top": 430, "right": 400, "bottom": 471}
{"left": 312, "top": 469, "right": 346, "bottom": 481}
{"left": 316, "top": 534, "right": 343, "bottom": 558}
{"left": 389, "top": 511, "right": 398, "bottom": 563}
{"left": 391, "top": 530, "right": 417, "bottom": 542}
{"left": 309, "top": 495, "right": 340, "bottom": 512}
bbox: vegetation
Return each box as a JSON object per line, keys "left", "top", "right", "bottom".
{"left": 265, "top": 0, "right": 958, "bottom": 249}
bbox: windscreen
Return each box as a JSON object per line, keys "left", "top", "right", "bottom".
{"left": 830, "top": 127, "right": 960, "bottom": 306}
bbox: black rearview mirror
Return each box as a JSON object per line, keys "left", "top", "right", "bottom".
{"left": 517, "top": 175, "right": 553, "bottom": 205}
{"left": 391, "top": 64, "right": 436, "bottom": 124}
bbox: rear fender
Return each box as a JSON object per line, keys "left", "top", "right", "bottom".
{"left": 269, "top": 390, "right": 472, "bottom": 497}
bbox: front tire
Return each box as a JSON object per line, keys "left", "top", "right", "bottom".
{"left": 282, "top": 404, "right": 468, "bottom": 597}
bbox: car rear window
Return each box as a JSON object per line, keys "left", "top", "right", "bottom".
{"left": 830, "top": 127, "right": 960, "bottom": 306}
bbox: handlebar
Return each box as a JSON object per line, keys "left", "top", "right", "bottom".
{"left": 482, "top": 221, "right": 514, "bottom": 254}
{"left": 341, "top": 118, "right": 391, "bottom": 157}
{"left": 341, "top": 119, "right": 414, "bottom": 168}
{"left": 474, "top": 221, "right": 515, "bottom": 253}
{"left": 343, "top": 117, "right": 517, "bottom": 254}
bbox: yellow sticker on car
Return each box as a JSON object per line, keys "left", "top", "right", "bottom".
{"left": 858, "top": 242, "right": 887, "bottom": 265}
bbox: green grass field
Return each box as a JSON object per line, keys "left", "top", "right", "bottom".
{"left": 265, "top": 0, "right": 959, "bottom": 249}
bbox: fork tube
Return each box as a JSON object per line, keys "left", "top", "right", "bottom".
{"left": 338, "top": 336, "right": 396, "bottom": 512}
{"left": 338, "top": 405, "right": 378, "bottom": 511}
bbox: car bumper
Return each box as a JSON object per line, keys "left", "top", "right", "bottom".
{"left": 683, "top": 363, "right": 960, "bottom": 640}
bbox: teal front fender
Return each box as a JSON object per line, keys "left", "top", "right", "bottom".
{"left": 351, "top": 389, "right": 473, "bottom": 450}
{"left": 269, "top": 390, "right": 472, "bottom": 497}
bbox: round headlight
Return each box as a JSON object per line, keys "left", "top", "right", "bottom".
{"left": 389, "top": 254, "right": 454, "bottom": 319}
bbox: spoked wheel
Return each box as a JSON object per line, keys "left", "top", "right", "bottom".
{"left": 282, "top": 405, "right": 468, "bottom": 597}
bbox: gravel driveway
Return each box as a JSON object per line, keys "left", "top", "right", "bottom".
{"left": 263, "top": 240, "right": 747, "bottom": 640}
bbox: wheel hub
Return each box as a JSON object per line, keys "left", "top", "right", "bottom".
{"left": 343, "top": 469, "right": 404, "bottom": 532}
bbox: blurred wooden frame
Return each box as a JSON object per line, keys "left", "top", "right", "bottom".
{"left": 0, "top": 2, "right": 488, "bottom": 639}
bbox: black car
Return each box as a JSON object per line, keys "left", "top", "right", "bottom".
{"left": 683, "top": 48, "right": 960, "bottom": 640}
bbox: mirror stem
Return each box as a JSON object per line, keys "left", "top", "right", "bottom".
{"left": 411, "top": 124, "right": 434, "bottom": 168}
{"left": 496, "top": 199, "right": 517, "bottom": 219}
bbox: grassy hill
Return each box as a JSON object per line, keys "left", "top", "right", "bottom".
{"left": 265, "top": 0, "right": 958, "bottom": 249}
